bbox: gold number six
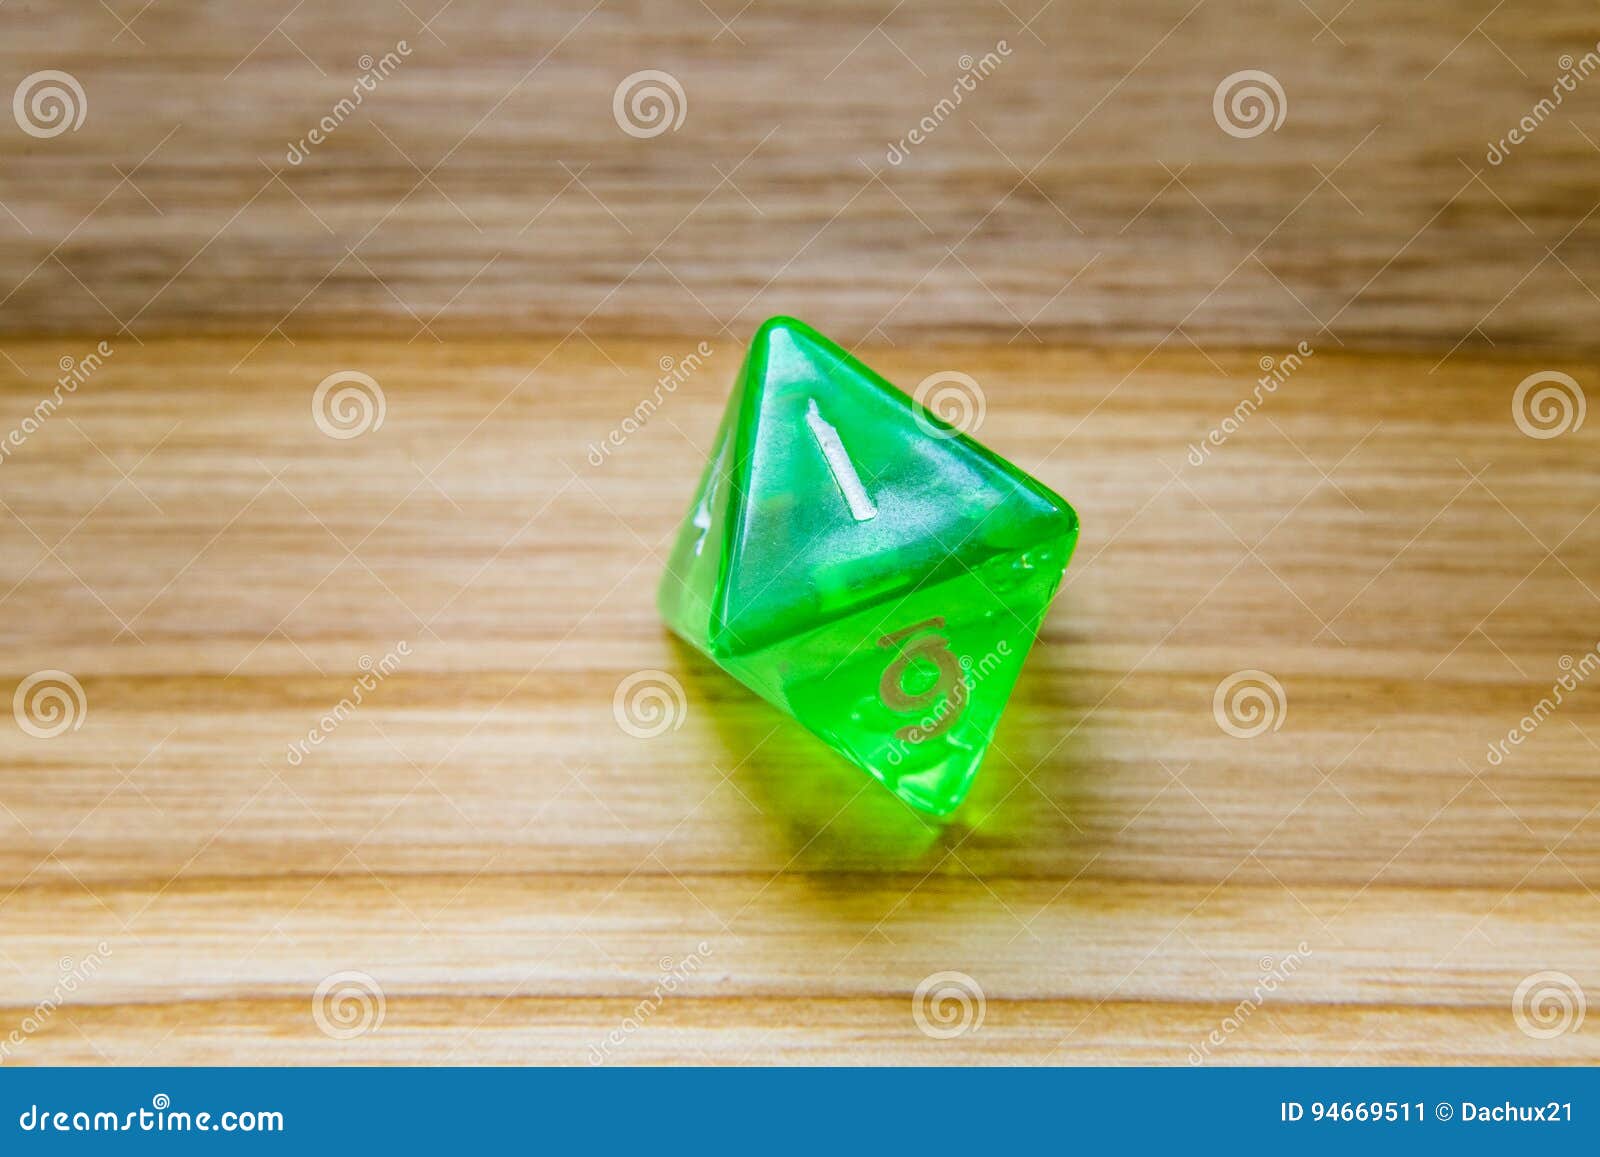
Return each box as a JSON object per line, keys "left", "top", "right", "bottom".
{"left": 876, "top": 617, "right": 968, "bottom": 742}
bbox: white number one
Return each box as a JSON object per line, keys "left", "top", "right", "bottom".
{"left": 805, "top": 398, "right": 877, "bottom": 522}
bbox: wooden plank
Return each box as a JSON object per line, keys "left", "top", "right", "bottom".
{"left": 0, "top": 1, "right": 1598, "bottom": 351}
{"left": 4, "top": 876, "right": 1598, "bottom": 1064}
{"left": 1, "top": 872, "right": 1581, "bottom": 1006}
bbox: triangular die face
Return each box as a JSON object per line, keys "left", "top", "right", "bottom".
{"left": 720, "top": 540, "right": 1072, "bottom": 815}
{"left": 710, "top": 316, "right": 1075, "bottom": 656}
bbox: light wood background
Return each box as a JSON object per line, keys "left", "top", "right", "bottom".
{"left": 1, "top": 0, "right": 1600, "bottom": 352}
{"left": 1, "top": 0, "right": 1599, "bottom": 1065}
{"left": 0, "top": 335, "right": 1597, "bottom": 1064}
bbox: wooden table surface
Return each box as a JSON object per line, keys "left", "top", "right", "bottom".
{"left": 0, "top": 334, "right": 1594, "bottom": 1064}
{"left": 1, "top": 0, "right": 1598, "bottom": 1066}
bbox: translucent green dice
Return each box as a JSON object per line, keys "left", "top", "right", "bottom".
{"left": 658, "top": 317, "right": 1078, "bottom": 815}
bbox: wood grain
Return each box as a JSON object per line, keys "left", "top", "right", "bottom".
{"left": 0, "top": 334, "right": 1596, "bottom": 1064}
{"left": 2, "top": 0, "right": 1600, "bottom": 353}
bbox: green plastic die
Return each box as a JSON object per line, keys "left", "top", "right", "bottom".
{"left": 658, "top": 317, "right": 1078, "bottom": 815}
